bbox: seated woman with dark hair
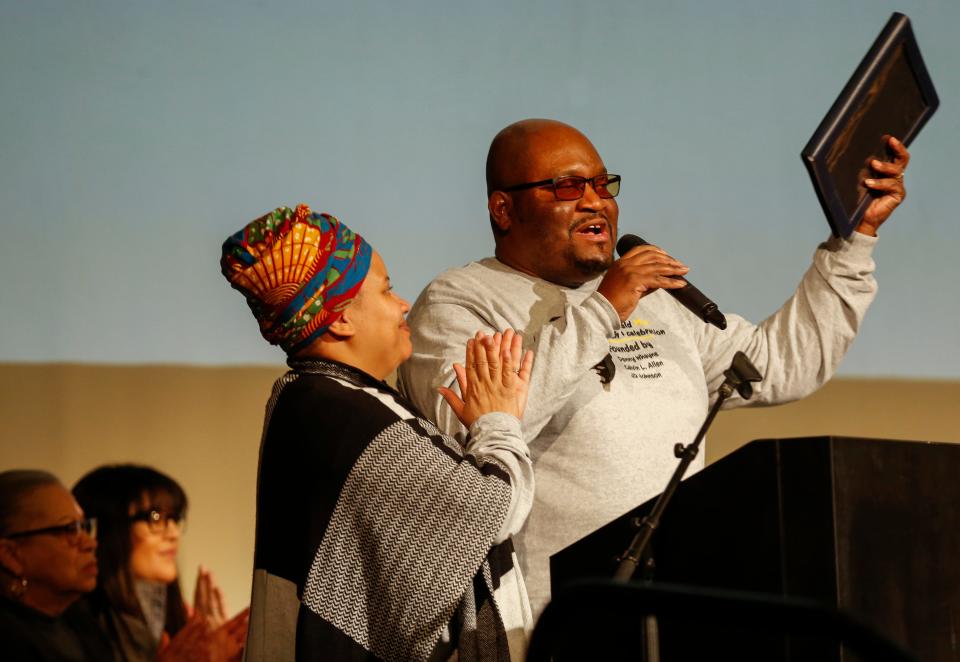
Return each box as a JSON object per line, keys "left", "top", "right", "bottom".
{"left": 0, "top": 469, "right": 114, "bottom": 661}
{"left": 73, "top": 464, "right": 247, "bottom": 662}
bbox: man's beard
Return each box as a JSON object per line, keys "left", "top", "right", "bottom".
{"left": 573, "top": 251, "right": 613, "bottom": 277}
{"left": 566, "top": 215, "right": 614, "bottom": 278}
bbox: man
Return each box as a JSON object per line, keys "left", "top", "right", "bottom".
{"left": 397, "top": 118, "right": 909, "bottom": 616}
{"left": 222, "top": 204, "right": 536, "bottom": 660}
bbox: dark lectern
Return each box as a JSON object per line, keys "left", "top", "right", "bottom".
{"left": 549, "top": 437, "right": 960, "bottom": 661}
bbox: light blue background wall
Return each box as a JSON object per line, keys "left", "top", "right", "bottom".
{"left": 2, "top": 0, "right": 957, "bottom": 377}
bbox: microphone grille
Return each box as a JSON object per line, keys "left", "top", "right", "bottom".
{"left": 615, "top": 234, "right": 647, "bottom": 257}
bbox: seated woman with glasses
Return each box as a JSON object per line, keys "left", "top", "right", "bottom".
{"left": 0, "top": 469, "right": 114, "bottom": 660}
{"left": 72, "top": 464, "right": 248, "bottom": 662}
{"left": 222, "top": 205, "right": 535, "bottom": 661}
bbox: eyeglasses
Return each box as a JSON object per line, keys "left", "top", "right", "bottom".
{"left": 130, "top": 509, "right": 185, "bottom": 534}
{"left": 5, "top": 517, "right": 98, "bottom": 543}
{"left": 501, "top": 173, "right": 621, "bottom": 201}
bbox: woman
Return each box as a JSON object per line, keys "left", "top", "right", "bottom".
{"left": 0, "top": 469, "right": 114, "bottom": 660}
{"left": 72, "top": 465, "right": 247, "bottom": 662}
{"left": 222, "top": 204, "right": 535, "bottom": 661}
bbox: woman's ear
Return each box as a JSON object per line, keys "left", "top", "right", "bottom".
{"left": 0, "top": 540, "right": 25, "bottom": 577}
{"left": 326, "top": 310, "right": 357, "bottom": 338}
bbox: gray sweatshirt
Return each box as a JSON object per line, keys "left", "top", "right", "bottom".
{"left": 398, "top": 233, "right": 878, "bottom": 616}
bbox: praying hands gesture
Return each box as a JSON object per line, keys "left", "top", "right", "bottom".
{"left": 156, "top": 608, "right": 249, "bottom": 662}
{"left": 439, "top": 329, "right": 534, "bottom": 427}
{"left": 192, "top": 565, "right": 228, "bottom": 628}
{"left": 155, "top": 565, "right": 249, "bottom": 662}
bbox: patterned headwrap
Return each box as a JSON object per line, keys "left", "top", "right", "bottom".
{"left": 221, "top": 204, "right": 372, "bottom": 354}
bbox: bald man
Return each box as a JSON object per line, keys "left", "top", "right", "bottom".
{"left": 397, "top": 118, "right": 909, "bottom": 617}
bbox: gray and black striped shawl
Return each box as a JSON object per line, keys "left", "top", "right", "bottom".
{"left": 245, "top": 358, "right": 518, "bottom": 661}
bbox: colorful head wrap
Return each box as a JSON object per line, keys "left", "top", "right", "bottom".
{"left": 221, "top": 204, "right": 372, "bottom": 354}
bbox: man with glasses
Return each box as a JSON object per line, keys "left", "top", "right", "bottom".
{"left": 398, "top": 118, "right": 909, "bottom": 617}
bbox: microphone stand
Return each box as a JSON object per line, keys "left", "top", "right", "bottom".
{"left": 613, "top": 351, "right": 762, "bottom": 662}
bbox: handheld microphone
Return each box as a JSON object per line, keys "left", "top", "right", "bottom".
{"left": 616, "top": 234, "right": 727, "bottom": 330}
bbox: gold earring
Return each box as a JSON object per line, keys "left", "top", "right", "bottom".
{"left": 10, "top": 575, "right": 27, "bottom": 598}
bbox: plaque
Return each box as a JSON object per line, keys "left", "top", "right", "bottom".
{"left": 802, "top": 12, "right": 938, "bottom": 237}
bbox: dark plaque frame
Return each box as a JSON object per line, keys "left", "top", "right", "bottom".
{"left": 802, "top": 12, "right": 939, "bottom": 237}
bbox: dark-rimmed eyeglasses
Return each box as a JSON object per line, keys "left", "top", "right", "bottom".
{"left": 5, "top": 517, "right": 97, "bottom": 543}
{"left": 501, "top": 173, "right": 621, "bottom": 201}
{"left": 130, "top": 509, "right": 185, "bottom": 534}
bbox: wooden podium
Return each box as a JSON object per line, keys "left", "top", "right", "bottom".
{"left": 548, "top": 437, "right": 960, "bottom": 661}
